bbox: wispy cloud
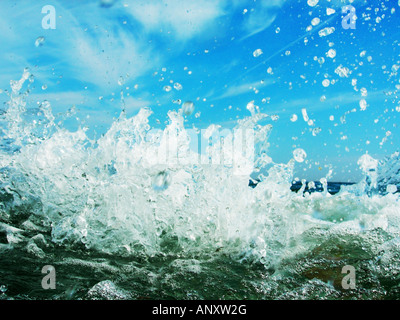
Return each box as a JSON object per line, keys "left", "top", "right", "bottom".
{"left": 211, "top": 79, "right": 275, "bottom": 100}
{"left": 239, "top": 0, "right": 286, "bottom": 41}
{"left": 124, "top": 0, "right": 226, "bottom": 41}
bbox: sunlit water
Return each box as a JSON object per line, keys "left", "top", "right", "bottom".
{"left": 1, "top": 70, "right": 400, "bottom": 300}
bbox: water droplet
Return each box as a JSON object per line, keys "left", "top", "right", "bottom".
{"left": 35, "top": 36, "right": 45, "bottom": 47}
{"left": 307, "top": 0, "right": 319, "bottom": 7}
{"left": 335, "top": 65, "right": 350, "bottom": 78}
{"left": 326, "top": 49, "right": 336, "bottom": 58}
{"left": 118, "top": 76, "right": 125, "bottom": 86}
{"left": 275, "top": 27, "right": 280, "bottom": 33}
{"left": 290, "top": 114, "right": 298, "bottom": 122}
{"left": 312, "top": 127, "right": 322, "bottom": 136}
{"left": 322, "top": 79, "right": 330, "bottom": 87}
{"left": 327, "top": 8, "right": 336, "bottom": 15}
{"left": 153, "top": 171, "right": 171, "bottom": 191}
{"left": 311, "top": 17, "right": 320, "bottom": 26}
{"left": 163, "top": 85, "right": 172, "bottom": 92}
{"left": 174, "top": 83, "right": 183, "bottom": 91}
{"left": 360, "top": 87, "right": 368, "bottom": 97}
{"left": 360, "top": 99, "right": 367, "bottom": 111}
{"left": 0, "top": 285, "right": 7, "bottom": 294}
{"left": 182, "top": 101, "right": 195, "bottom": 116}
{"left": 301, "top": 108, "right": 309, "bottom": 122}
{"left": 41, "top": 84, "right": 47, "bottom": 90}
{"left": 293, "top": 148, "right": 307, "bottom": 163}
{"left": 318, "top": 27, "right": 335, "bottom": 37}
{"left": 253, "top": 49, "right": 263, "bottom": 58}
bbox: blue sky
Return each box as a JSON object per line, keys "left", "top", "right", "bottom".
{"left": 0, "top": 0, "right": 399, "bottom": 182}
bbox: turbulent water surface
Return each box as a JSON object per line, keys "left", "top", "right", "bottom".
{"left": 0, "top": 70, "right": 400, "bottom": 300}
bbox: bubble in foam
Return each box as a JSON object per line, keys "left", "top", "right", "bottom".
{"left": 387, "top": 184, "right": 397, "bottom": 194}
{"left": 152, "top": 171, "right": 171, "bottom": 191}
{"left": 293, "top": 148, "right": 307, "bottom": 163}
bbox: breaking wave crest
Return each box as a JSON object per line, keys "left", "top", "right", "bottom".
{"left": 1, "top": 70, "right": 400, "bottom": 299}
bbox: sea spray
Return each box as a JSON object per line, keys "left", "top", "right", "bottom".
{"left": 1, "top": 71, "right": 400, "bottom": 299}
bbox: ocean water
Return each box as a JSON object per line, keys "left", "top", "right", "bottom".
{"left": 0, "top": 70, "right": 400, "bottom": 300}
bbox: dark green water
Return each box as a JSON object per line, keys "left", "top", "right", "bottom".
{"left": 1, "top": 225, "right": 399, "bottom": 300}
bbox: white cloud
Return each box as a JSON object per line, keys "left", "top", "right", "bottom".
{"left": 239, "top": 0, "right": 286, "bottom": 41}
{"left": 212, "top": 79, "right": 274, "bottom": 100}
{"left": 124, "top": 0, "right": 226, "bottom": 40}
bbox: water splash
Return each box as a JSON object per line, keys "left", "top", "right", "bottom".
{"left": 0, "top": 71, "right": 400, "bottom": 293}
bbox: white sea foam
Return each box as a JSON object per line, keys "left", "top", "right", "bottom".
{"left": 0, "top": 71, "right": 399, "bottom": 271}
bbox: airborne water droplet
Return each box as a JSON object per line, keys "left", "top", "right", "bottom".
{"left": 318, "top": 27, "right": 335, "bottom": 37}
{"left": 307, "top": 0, "right": 319, "bottom": 7}
{"left": 35, "top": 36, "right": 45, "bottom": 47}
{"left": 327, "top": 8, "right": 336, "bottom": 15}
{"left": 163, "top": 85, "right": 172, "bottom": 92}
{"left": 118, "top": 76, "right": 125, "bottom": 86}
{"left": 174, "top": 83, "right": 183, "bottom": 91}
{"left": 360, "top": 99, "right": 367, "bottom": 111}
{"left": 360, "top": 87, "right": 368, "bottom": 97}
{"left": 312, "top": 127, "right": 322, "bottom": 136}
{"left": 301, "top": 108, "right": 309, "bottom": 122}
{"left": 311, "top": 17, "right": 320, "bottom": 26}
{"left": 253, "top": 49, "right": 263, "bottom": 58}
{"left": 335, "top": 65, "right": 350, "bottom": 78}
{"left": 293, "top": 148, "right": 307, "bottom": 163}
{"left": 326, "top": 49, "right": 336, "bottom": 58}
{"left": 182, "top": 101, "right": 195, "bottom": 116}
